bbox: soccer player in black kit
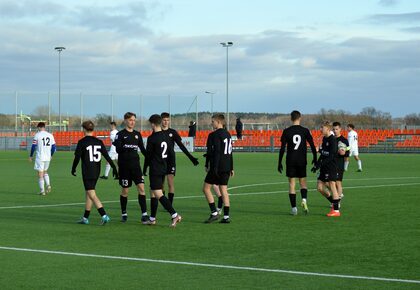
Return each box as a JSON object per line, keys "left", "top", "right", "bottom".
{"left": 143, "top": 114, "right": 182, "bottom": 227}
{"left": 71, "top": 120, "right": 118, "bottom": 225}
{"left": 278, "top": 111, "right": 317, "bottom": 215}
{"left": 333, "top": 122, "right": 350, "bottom": 201}
{"left": 311, "top": 121, "right": 341, "bottom": 217}
{"left": 203, "top": 114, "right": 234, "bottom": 224}
{"left": 161, "top": 112, "right": 199, "bottom": 204}
{"left": 113, "top": 112, "right": 149, "bottom": 224}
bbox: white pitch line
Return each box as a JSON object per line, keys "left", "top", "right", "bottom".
{"left": 0, "top": 246, "right": 419, "bottom": 284}
{"left": 1, "top": 181, "right": 420, "bottom": 210}
{"left": 228, "top": 176, "right": 420, "bottom": 190}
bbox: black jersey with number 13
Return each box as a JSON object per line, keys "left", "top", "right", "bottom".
{"left": 280, "top": 125, "right": 317, "bottom": 166}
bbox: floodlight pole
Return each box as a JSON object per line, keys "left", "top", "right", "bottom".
{"left": 111, "top": 94, "right": 114, "bottom": 122}
{"left": 205, "top": 91, "right": 215, "bottom": 115}
{"left": 54, "top": 47, "right": 65, "bottom": 131}
{"left": 48, "top": 92, "right": 51, "bottom": 127}
{"left": 15, "top": 91, "right": 18, "bottom": 135}
{"left": 220, "top": 42, "right": 233, "bottom": 130}
{"left": 140, "top": 94, "right": 143, "bottom": 131}
{"left": 195, "top": 96, "right": 198, "bottom": 132}
{"left": 168, "top": 94, "right": 172, "bottom": 124}
{"left": 80, "top": 92, "right": 83, "bottom": 130}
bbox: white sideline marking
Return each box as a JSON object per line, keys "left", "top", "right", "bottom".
{"left": 0, "top": 246, "right": 419, "bottom": 284}
{"left": 1, "top": 181, "right": 420, "bottom": 210}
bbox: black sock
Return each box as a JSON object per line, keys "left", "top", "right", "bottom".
{"left": 168, "top": 192, "right": 175, "bottom": 204}
{"left": 159, "top": 196, "right": 176, "bottom": 216}
{"left": 327, "top": 195, "right": 333, "bottom": 203}
{"left": 217, "top": 196, "right": 223, "bottom": 209}
{"left": 97, "top": 207, "right": 106, "bottom": 217}
{"left": 138, "top": 194, "right": 147, "bottom": 215}
{"left": 83, "top": 210, "right": 90, "bottom": 219}
{"left": 289, "top": 193, "right": 297, "bottom": 208}
{"left": 120, "top": 195, "right": 127, "bottom": 214}
{"left": 209, "top": 202, "right": 217, "bottom": 214}
{"left": 223, "top": 206, "right": 230, "bottom": 218}
{"left": 333, "top": 199, "right": 340, "bottom": 211}
{"left": 300, "top": 188, "right": 308, "bottom": 200}
{"left": 150, "top": 197, "right": 158, "bottom": 218}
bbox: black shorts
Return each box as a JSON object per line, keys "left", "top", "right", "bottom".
{"left": 119, "top": 165, "right": 144, "bottom": 188}
{"left": 337, "top": 169, "right": 344, "bottom": 182}
{"left": 166, "top": 162, "right": 176, "bottom": 176}
{"left": 318, "top": 168, "right": 338, "bottom": 183}
{"left": 286, "top": 165, "right": 307, "bottom": 178}
{"left": 83, "top": 178, "right": 98, "bottom": 191}
{"left": 149, "top": 175, "right": 165, "bottom": 190}
{"left": 205, "top": 171, "right": 230, "bottom": 186}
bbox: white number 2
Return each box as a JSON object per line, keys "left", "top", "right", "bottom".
{"left": 223, "top": 138, "right": 233, "bottom": 154}
{"left": 87, "top": 145, "right": 102, "bottom": 162}
{"left": 293, "top": 135, "right": 302, "bottom": 150}
{"left": 161, "top": 141, "right": 168, "bottom": 158}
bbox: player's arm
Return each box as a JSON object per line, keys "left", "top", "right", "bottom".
{"left": 71, "top": 142, "right": 82, "bottom": 176}
{"left": 138, "top": 134, "right": 147, "bottom": 157}
{"left": 344, "top": 139, "right": 350, "bottom": 157}
{"left": 306, "top": 129, "right": 317, "bottom": 164}
{"left": 174, "top": 131, "right": 198, "bottom": 165}
{"left": 212, "top": 135, "right": 222, "bottom": 175}
{"left": 29, "top": 138, "right": 37, "bottom": 161}
{"left": 278, "top": 133, "right": 286, "bottom": 173}
{"left": 50, "top": 136, "right": 57, "bottom": 157}
{"left": 143, "top": 138, "right": 153, "bottom": 175}
{"left": 204, "top": 133, "right": 213, "bottom": 169}
{"left": 113, "top": 133, "right": 122, "bottom": 154}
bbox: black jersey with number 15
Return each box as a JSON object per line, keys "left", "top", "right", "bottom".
{"left": 73, "top": 136, "right": 113, "bottom": 179}
{"left": 206, "top": 128, "right": 233, "bottom": 173}
{"left": 280, "top": 125, "right": 316, "bottom": 166}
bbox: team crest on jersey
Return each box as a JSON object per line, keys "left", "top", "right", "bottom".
{"left": 135, "top": 135, "right": 138, "bottom": 139}
{"left": 169, "top": 133, "right": 173, "bottom": 137}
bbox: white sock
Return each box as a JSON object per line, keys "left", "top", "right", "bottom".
{"left": 224, "top": 215, "right": 230, "bottom": 219}
{"left": 38, "top": 178, "right": 45, "bottom": 192}
{"left": 44, "top": 174, "right": 50, "bottom": 186}
{"left": 344, "top": 161, "right": 349, "bottom": 170}
{"left": 104, "top": 164, "right": 111, "bottom": 177}
{"left": 357, "top": 160, "right": 362, "bottom": 170}
{"left": 171, "top": 213, "right": 178, "bottom": 219}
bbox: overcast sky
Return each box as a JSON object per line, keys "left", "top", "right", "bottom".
{"left": 0, "top": 0, "right": 419, "bottom": 117}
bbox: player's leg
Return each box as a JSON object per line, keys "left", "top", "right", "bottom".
{"left": 288, "top": 177, "right": 297, "bottom": 215}
{"left": 317, "top": 180, "right": 333, "bottom": 204}
{"left": 213, "top": 184, "right": 223, "bottom": 213}
{"left": 38, "top": 170, "right": 45, "bottom": 195}
{"left": 43, "top": 161, "right": 51, "bottom": 193}
{"left": 344, "top": 157, "right": 349, "bottom": 171}
{"left": 149, "top": 190, "right": 159, "bottom": 225}
{"left": 299, "top": 177, "right": 309, "bottom": 214}
{"left": 86, "top": 189, "right": 110, "bottom": 224}
{"left": 203, "top": 181, "right": 219, "bottom": 223}
{"left": 167, "top": 174, "right": 175, "bottom": 204}
{"left": 136, "top": 182, "right": 149, "bottom": 224}
{"left": 354, "top": 153, "right": 362, "bottom": 171}
{"left": 219, "top": 184, "right": 230, "bottom": 223}
{"left": 151, "top": 175, "right": 181, "bottom": 227}
{"left": 327, "top": 181, "right": 341, "bottom": 216}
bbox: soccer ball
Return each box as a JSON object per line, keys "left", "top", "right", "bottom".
{"left": 338, "top": 141, "right": 347, "bottom": 156}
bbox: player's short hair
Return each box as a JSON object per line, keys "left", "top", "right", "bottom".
{"left": 110, "top": 121, "right": 116, "bottom": 126}
{"left": 322, "top": 121, "right": 332, "bottom": 130}
{"left": 149, "top": 114, "right": 162, "bottom": 125}
{"left": 124, "top": 112, "right": 136, "bottom": 120}
{"left": 212, "top": 113, "right": 226, "bottom": 125}
{"left": 82, "top": 120, "right": 95, "bottom": 132}
{"left": 332, "top": 121, "right": 341, "bottom": 127}
{"left": 37, "top": 122, "right": 46, "bottom": 128}
{"left": 161, "top": 112, "right": 170, "bottom": 119}
{"left": 290, "top": 110, "right": 301, "bottom": 121}
{"left": 347, "top": 123, "right": 355, "bottom": 129}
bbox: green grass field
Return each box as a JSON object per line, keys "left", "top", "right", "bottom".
{"left": 0, "top": 151, "right": 419, "bottom": 289}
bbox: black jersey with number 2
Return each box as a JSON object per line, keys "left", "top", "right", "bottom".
{"left": 143, "top": 131, "right": 171, "bottom": 176}
{"left": 163, "top": 128, "right": 196, "bottom": 165}
{"left": 279, "top": 125, "right": 317, "bottom": 166}
{"left": 206, "top": 128, "right": 233, "bottom": 174}
{"left": 72, "top": 136, "right": 115, "bottom": 179}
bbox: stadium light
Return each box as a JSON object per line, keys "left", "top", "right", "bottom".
{"left": 220, "top": 42, "right": 233, "bottom": 130}
{"left": 205, "top": 91, "right": 216, "bottom": 115}
{"left": 54, "top": 46, "right": 65, "bottom": 131}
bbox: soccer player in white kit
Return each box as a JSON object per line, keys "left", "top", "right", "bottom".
{"left": 345, "top": 124, "right": 363, "bottom": 172}
{"left": 100, "top": 122, "right": 118, "bottom": 179}
{"left": 29, "top": 122, "right": 56, "bottom": 195}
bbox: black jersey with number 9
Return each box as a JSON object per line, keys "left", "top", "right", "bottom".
{"left": 280, "top": 125, "right": 316, "bottom": 166}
